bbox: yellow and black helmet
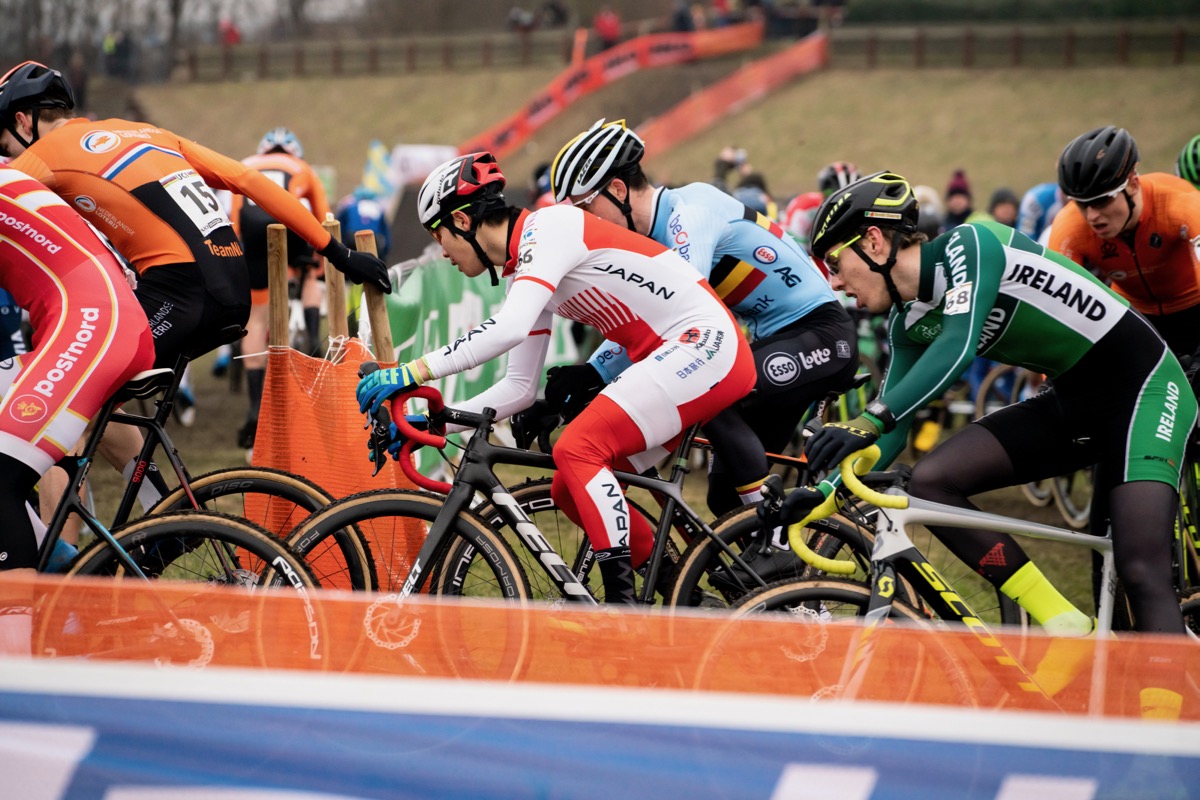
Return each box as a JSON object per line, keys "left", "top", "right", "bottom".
{"left": 810, "top": 171, "right": 919, "bottom": 260}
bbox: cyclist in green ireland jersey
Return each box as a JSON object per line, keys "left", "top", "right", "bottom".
{"left": 795, "top": 172, "right": 1195, "bottom": 645}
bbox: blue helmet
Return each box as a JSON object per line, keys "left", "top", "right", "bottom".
{"left": 257, "top": 127, "right": 303, "bottom": 159}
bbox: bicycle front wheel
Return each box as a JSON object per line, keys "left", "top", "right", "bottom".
{"left": 666, "top": 505, "right": 869, "bottom": 610}
{"left": 693, "top": 578, "right": 943, "bottom": 703}
{"left": 149, "top": 466, "right": 372, "bottom": 591}
{"left": 286, "top": 490, "right": 532, "bottom": 679}
{"left": 36, "top": 510, "right": 325, "bottom": 671}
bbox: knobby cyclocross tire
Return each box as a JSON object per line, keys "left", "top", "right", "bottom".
{"left": 286, "top": 489, "right": 532, "bottom": 679}
{"left": 691, "top": 577, "right": 954, "bottom": 705}
{"left": 466, "top": 477, "right": 682, "bottom": 603}
{"left": 286, "top": 489, "right": 530, "bottom": 599}
{"left": 149, "top": 466, "right": 373, "bottom": 591}
{"left": 666, "top": 505, "right": 871, "bottom": 611}
{"left": 35, "top": 510, "right": 326, "bottom": 671}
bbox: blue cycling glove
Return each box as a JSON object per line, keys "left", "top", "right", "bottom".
{"left": 356, "top": 360, "right": 425, "bottom": 415}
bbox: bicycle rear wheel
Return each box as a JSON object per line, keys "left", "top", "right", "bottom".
{"left": 35, "top": 510, "right": 325, "bottom": 671}
{"left": 467, "top": 477, "right": 682, "bottom": 603}
{"left": 150, "top": 466, "right": 372, "bottom": 591}
{"left": 666, "top": 505, "right": 871, "bottom": 610}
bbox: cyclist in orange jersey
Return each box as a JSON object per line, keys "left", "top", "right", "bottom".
{"left": 0, "top": 61, "right": 390, "bottom": 370}
{"left": 1049, "top": 126, "right": 1200, "bottom": 360}
{"left": 0, "top": 164, "right": 155, "bottom": 652}
{"left": 230, "top": 127, "right": 331, "bottom": 450}
{"left": 0, "top": 60, "right": 391, "bottom": 509}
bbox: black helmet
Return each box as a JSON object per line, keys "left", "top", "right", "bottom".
{"left": 1057, "top": 126, "right": 1139, "bottom": 202}
{"left": 0, "top": 61, "right": 74, "bottom": 126}
{"left": 810, "top": 171, "right": 918, "bottom": 260}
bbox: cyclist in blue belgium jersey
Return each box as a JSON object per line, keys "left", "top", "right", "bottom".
{"left": 548, "top": 120, "right": 859, "bottom": 551}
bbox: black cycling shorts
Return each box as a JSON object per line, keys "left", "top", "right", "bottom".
{"left": 136, "top": 259, "right": 250, "bottom": 368}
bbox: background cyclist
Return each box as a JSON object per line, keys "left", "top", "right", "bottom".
{"left": 1176, "top": 134, "right": 1200, "bottom": 190}
{"left": 548, "top": 120, "right": 858, "bottom": 578}
{"left": 790, "top": 173, "right": 1193, "bottom": 716}
{"left": 356, "top": 152, "right": 755, "bottom": 605}
{"left": 229, "top": 127, "right": 331, "bottom": 452}
{"left": 1049, "top": 126, "right": 1200, "bottom": 362}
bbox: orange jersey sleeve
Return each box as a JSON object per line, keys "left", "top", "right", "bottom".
{"left": 9, "top": 118, "right": 333, "bottom": 276}
{"left": 1048, "top": 173, "right": 1200, "bottom": 316}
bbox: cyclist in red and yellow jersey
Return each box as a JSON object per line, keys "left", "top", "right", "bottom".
{"left": 1049, "top": 126, "right": 1200, "bottom": 359}
{"left": 0, "top": 164, "right": 155, "bottom": 652}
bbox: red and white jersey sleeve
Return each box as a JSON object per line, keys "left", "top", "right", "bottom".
{"left": 422, "top": 205, "right": 738, "bottom": 381}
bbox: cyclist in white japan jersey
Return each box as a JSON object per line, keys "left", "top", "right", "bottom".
{"left": 356, "top": 152, "right": 756, "bottom": 604}
{"left": 0, "top": 164, "right": 155, "bottom": 652}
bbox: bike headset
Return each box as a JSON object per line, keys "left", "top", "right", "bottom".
{"left": 817, "top": 161, "right": 861, "bottom": 196}
{"left": 0, "top": 61, "right": 75, "bottom": 152}
{"left": 418, "top": 151, "right": 513, "bottom": 286}
{"left": 550, "top": 118, "right": 645, "bottom": 232}
{"left": 1057, "top": 125, "right": 1139, "bottom": 232}
{"left": 258, "top": 127, "right": 303, "bottom": 159}
{"left": 1176, "top": 134, "right": 1200, "bottom": 190}
{"left": 810, "top": 171, "right": 919, "bottom": 314}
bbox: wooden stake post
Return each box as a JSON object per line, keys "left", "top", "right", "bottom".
{"left": 355, "top": 230, "right": 395, "bottom": 363}
{"left": 322, "top": 216, "right": 349, "bottom": 340}
{"left": 267, "top": 223, "right": 289, "bottom": 347}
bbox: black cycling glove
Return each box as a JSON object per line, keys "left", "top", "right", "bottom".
{"left": 510, "top": 399, "right": 561, "bottom": 451}
{"left": 544, "top": 363, "right": 605, "bottom": 422}
{"left": 804, "top": 415, "right": 881, "bottom": 474}
{"left": 320, "top": 238, "right": 392, "bottom": 293}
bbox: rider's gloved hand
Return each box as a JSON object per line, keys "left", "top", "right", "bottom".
{"left": 778, "top": 486, "right": 828, "bottom": 525}
{"left": 544, "top": 363, "right": 605, "bottom": 422}
{"left": 320, "top": 238, "right": 392, "bottom": 293}
{"left": 804, "top": 414, "right": 882, "bottom": 474}
{"left": 356, "top": 360, "right": 424, "bottom": 416}
{"left": 510, "top": 399, "right": 560, "bottom": 450}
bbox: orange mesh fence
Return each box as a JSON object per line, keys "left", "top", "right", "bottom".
{"left": 249, "top": 339, "right": 421, "bottom": 587}
{"left": 25, "top": 574, "right": 1200, "bottom": 721}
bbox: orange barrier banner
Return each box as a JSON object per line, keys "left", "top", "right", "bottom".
{"left": 251, "top": 341, "right": 421, "bottom": 584}
{"left": 459, "top": 21, "right": 765, "bottom": 160}
{"left": 22, "top": 574, "right": 1200, "bottom": 722}
{"left": 639, "top": 32, "right": 829, "bottom": 161}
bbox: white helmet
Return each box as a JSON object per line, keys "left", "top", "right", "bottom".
{"left": 416, "top": 151, "right": 507, "bottom": 230}
{"left": 257, "top": 127, "right": 303, "bottom": 159}
{"left": 550, "top": 118, "right": 645, "bottom": 204}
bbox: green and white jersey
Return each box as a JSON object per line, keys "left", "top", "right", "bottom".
{"left": 874, "top": 220, "right": 1136, "bottom": 467}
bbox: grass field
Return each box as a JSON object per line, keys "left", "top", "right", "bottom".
{"left": 133, "top": 62, "right": 1200, "bottom": 204}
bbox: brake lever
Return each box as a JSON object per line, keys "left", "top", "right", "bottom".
{"left": 367, "top": 405, "right": 393, "bottom": 477}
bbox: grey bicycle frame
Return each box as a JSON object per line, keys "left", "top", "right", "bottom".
{"left": 867, "top": 488, "right": 1116, "bottom": 634}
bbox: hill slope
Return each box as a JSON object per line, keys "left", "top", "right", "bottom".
{"left": 134, "top": 61, "right": 1200, "bottom": 224}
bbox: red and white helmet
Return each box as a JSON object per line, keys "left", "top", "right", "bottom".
{"left": 417, "top": 151, "right": 507, "bottom": 230}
